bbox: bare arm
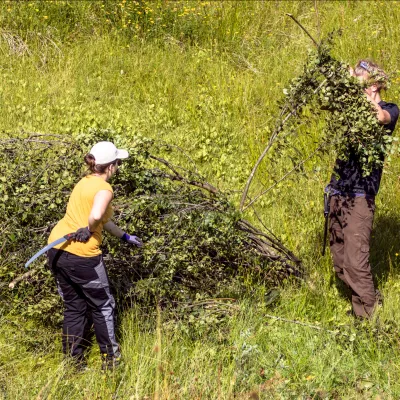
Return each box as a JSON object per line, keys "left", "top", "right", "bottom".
{"left": 104, "top": 220, "right": 124, "bottom": 238}
{"left": 365, "top": 93, "right": 391, "bottom": 125}
{"left": 88, "top": 190, "right": 113, "bottom": 232}
{"left": 349, "top": 67, "right": 391, "bottom": 125}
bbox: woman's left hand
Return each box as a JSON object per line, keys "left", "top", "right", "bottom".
{"left": 121, "top": 233, "right": 143, "bottom": 247}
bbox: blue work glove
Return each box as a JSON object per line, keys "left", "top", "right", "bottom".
{"left": 121, "top": 233, "right": 143, "bottom": 247}
{"left": 72, "top": 227, "right": 93, "bottom": 243}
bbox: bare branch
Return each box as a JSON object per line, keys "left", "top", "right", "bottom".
{"left": 150, "top": 155, "right": 219, "bottom": 195}
{"left": 286, "top": 14, "right": 319, "bottom": 47}
{"left": 240, "top": 79, "right": 326, "bottom": 211}
{"left": 265, "top": 314, "right": 336, "bottom": 334}
{"left": 237, "top": 219, "right": 302, "bottom": 266}
{"left": 242, "top": 143, "right": 325, "bottom": 211}
{"left": 9, "top": 268, "right": 38, "bottom": 289}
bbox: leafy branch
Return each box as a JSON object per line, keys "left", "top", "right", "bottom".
{"left": 241, "top": 27, "right": 396, "bottom": 210}
{"left": 0, "top": 132, "right": 303, "bottom": 325}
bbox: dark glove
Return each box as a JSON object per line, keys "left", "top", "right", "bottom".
{"left": 72, "top": 227, "right": 93, "bottom": 243}
{"left": 121, "top": 232, "right": 143, "bottom": 247}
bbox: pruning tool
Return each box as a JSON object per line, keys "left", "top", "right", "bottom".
{"left": 25, "top": 232, "right": 75, "bottom": 269}
{"left": 322, "top": 189, "right": 331, "bottom": 256}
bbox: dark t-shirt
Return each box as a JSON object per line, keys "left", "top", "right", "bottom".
{"left": 329, "top": 101, "right": 399, "bottom": 196}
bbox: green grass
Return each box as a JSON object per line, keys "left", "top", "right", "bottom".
{"left": 4, "top": 288, "right": 400, "bottom": 399}
{"left": 3, "top": 0, "right": 400, "bottom": 398}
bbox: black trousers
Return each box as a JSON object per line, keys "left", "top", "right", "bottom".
{"left": 47, "top": 249, "right": 120, "bottom": 358}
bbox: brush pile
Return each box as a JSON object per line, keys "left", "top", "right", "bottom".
{"left": 0, "top": 130, "right": 302, "bottom": 324}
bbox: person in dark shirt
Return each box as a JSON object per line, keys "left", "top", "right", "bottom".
{"left": 328, "top": 60, "right": 399, "bottom": 318}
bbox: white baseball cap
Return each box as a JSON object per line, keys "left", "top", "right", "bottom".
{"left": 89, "top": 141, "right": 129, "bottom": 165}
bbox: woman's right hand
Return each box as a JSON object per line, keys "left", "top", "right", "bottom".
{"left": 72, "top": 227, "right": 93, "bottom": 242}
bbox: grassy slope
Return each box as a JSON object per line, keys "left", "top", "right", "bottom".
{"left": 2, "top": 1, "right": 400, "bottom": 398}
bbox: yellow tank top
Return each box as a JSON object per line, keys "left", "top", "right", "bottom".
{"left": 48, "top": 175, "right": 114, "bottom": 257}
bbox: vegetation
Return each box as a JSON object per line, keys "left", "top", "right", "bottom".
{"left": 0, "top": 131, "right": 302, "bottom": 326}
{"left": 2, "top": 1, "right": 400, "bottom": 398}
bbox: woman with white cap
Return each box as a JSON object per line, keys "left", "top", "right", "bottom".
{"left": 47, "top": 141, "right": 142, "bottom": 370}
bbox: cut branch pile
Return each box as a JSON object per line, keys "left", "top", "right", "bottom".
{"left": 0, "top": 131, "right": 302, "bottom": 324}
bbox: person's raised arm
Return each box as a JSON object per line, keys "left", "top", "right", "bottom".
{"left": 349, "top": 65, "right": 391, "bottom": 125}
{"left": 365, "top": 92, "right": 391, "bottom": 125}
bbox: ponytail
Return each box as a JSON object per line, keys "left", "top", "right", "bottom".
{"left": 84, "top": 154, "right": 115, "bottom": 174}
{"left": 84, "top": 154, "right": 97, "bottom": 173}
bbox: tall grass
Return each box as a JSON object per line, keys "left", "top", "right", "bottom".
{"left": 2, "top": 1, "right": 400, "bottom": 398}
{"left": 4, "top": 290, "right": 400, "bottom": 398}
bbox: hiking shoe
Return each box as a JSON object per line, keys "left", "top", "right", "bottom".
{"left": 101, "top": 353, "right": 122, "bottom": 371}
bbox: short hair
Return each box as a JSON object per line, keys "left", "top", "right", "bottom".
{"left": 354, "top": 59, "right": 389, "bottom": 91}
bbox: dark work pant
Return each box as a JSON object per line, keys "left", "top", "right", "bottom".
{"left": 47, "top": 249, "right": 120, "bottom": 359}
{"left": 329, "top": 195, "right": 377, "bottom": 318}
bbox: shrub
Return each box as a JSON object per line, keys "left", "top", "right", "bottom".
{"left": 0, "top": 129, "right": 302, "bottom": 326}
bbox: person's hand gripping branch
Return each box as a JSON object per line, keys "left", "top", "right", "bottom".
{"left": 351, "top": 60, "right": 392, "bottom": 125}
